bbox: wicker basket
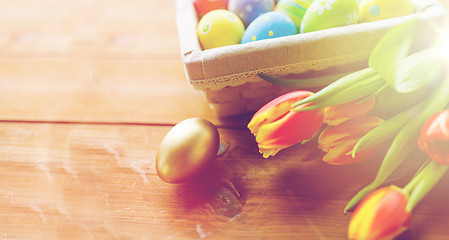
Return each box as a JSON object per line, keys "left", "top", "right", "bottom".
{"left": 175, "top": 0, "right": 447, "bottom": 117}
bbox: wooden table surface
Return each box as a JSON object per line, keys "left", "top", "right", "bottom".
{"left": 1, "top": 1, "right": 449, "bottom": 239}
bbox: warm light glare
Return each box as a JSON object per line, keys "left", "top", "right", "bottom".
{"left": 441, "top": 33, "right": 449, "bottom": 62}
{"left": 432, "top": 19, "right": 449, "bottom": 62}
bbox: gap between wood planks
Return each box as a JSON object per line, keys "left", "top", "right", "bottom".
{"left": 0, "top": 119, "right": 249, "bottom": 130}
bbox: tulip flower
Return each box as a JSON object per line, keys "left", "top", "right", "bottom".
{"left": 324, "top": 98, "right": 375, "bottom": 126}
{"left": 418, "top": 109, "right": 449, "bottom": 165}
{"left": 348, "top": 185, "right": 411, "bottom": 240}
{"left": 318, "top": 116, "right": 384, "bottom": 165}
{"left": 247, "top": 90, "right": 324, "bottom": 158}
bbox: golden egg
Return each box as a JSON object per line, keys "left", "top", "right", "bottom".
{"left": 156, "top": 118, "right": 220, "bottom": 183}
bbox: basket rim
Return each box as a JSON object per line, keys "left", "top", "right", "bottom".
{"left": 176, "top": 0, "right": 448, "bottom": 91}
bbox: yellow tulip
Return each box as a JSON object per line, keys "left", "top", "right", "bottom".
{"left": 348, "top": 185, "right": 411, "bottom": 240}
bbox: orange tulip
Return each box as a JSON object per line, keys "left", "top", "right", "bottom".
{"left": 248, "top": 90, "right": 324, "bottom": 158}
{"left": 418, "top": 109, "right": 449, "bottom": 164}
{"left": 348, "top": 185, "right": 411, "bottom": 240}
{"left": 324, "top": 98, "right": 375, "bottom": 125}
{"left": 318, "top": 116, "right": 384, "bottom": 165}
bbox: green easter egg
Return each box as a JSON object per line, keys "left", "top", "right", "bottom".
{"left": 300, "top": 0, "right": 359, "bottom": 33}
{"left": 274, "top": 0, "right": 314, "bottom": 31}
{"left": 359, "top": 0, "right": 414, "bottom": 23}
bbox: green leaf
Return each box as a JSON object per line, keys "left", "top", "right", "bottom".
{"left": 345, "top": 74, "right": 449, "bottom": 212}
{"left": 356, "top": 83, "right": 389, "bottom": 104}
{"left": 373, "top": 71, "right": 449, "bottom": 189}
{"left": 352, "top": 103, "right": 421, "bottom": 156}
{"left": 382, "top": 148, "right": 428, "bottom": 185}
{"left": 368, "top": 18, "right": 417, "bottom": 91}
{"left": 369, "top": 70, "right": 441, "bottom": 119}
{"left": 295, "top": 74, "right": 384, "bottom": 111}
{"left": 394, "top": 46, "right": 444, "bottom": 93}
{"left": 258, "top": 72, "right": 350, "bottom": 88}
{"left": 369, "top": 18, "right": 444, "bottom": 93}
{"left": 345, "top": 126, "right": 420, "bottom": 212}
{"left": 405, "top": 161, "right": 449, "bottom": 212}
{"left": 344, "top": 181, "right": 377, "bottom": 214}
{"left": 292, "top": 70, "right": 383, "bottom": 110}
{"left": 291, "top": 68, "right": 377, "bottom": 107}
{"left": 344, "top": 147, "right": 427, "bottom": 213}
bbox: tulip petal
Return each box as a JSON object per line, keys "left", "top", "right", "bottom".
{"left": 318, "top": 116, "right": 384, "bottom": 164}
{"left": 256, "top": 110, "right": 323, "bottom": 150}
{"left": 324, "top": 98, "right": 375, "bottom": 125}
{"left": 418, "top": 110, "right": 449, "bottom": 164}
{"left": 322, "top": 139, "right": 358, "bottom": 165}
{"left": 248, "top": 91, "right": 314, "bottom": 134}
{"left": 247, "top": 90, "right": 324, "bottom": 158}
{"left": 323, "top": 139, "right": 385, "bottom": 165}
{"left": 258, "top": 145, "right": 283, "bottom": 158}
{"left": 348, "top": 186, "right": 411, "bottom": 240}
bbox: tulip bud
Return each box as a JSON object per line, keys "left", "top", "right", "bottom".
{"left": 348, "top": 185, "right": 411, "bottom": 240}
{"left": 318, "top": 116, "right": 384, "bottom": 165}
{"left": 324, "top": 98, "right": 375, "bottom": 126}
{"left": 418, "top": 110, "right": 449, "bottom": 164}
{"left": 247, "top": 90, "right": 324, "bottom": 158}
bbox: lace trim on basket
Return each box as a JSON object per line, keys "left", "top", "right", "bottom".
{"left": 189, "top": 52, "right": 370, "bottom": 91}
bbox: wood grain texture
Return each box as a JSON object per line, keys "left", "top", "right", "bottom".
{"left": 0, "top": 123, "right": 449, "bottom": 239}
{"left": 0, "top": 0, "right": 449, "bottom": 239}
{"left": 0, "top": 0, "right": 234, "bottom": 127}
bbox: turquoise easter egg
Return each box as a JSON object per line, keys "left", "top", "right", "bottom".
{"left": 274, "top": 0, "right": 313, "bottom": 31}
{"left": 300, "top": 0, "right": 359, "bottom": 33}
{"left": 241, "top": 11, "right": 297, "bottom": 44}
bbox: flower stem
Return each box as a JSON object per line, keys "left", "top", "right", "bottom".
{"left": 405, "top": 161, "right": 449, "bottom": 212}
{"left": 345, "top": 73, "right": 449, "bottom": 212}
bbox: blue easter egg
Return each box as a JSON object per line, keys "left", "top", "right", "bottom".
{"left": 241, "top": 11, "right": 297, "bottom": 44}
{"left": 228, "top": 0, "right": 275, "bottom": 27}
{"left": 274, "top": 0, "right": 313, "bottom": 31}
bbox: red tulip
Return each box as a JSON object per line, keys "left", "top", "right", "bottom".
{"left": 324, "top": 98, "right": 375, "bottom": 125}
{"left": 348, "top": 185, "right": 411, "bottom": 240}
{"left": 418, "top": 109, "right": 449, "bottom": 164}
{"left": 318, "top": 116, "right": 384, "bottom": 165}
{"left": 247, "top": 90, "right": 324, "bottom": 158}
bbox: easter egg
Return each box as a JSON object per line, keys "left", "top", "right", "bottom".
{"left": 194, "top": 0, "right": 229, "bottom": 18}
{"left": 156, "top": 118, "right": 220, "bottom": 183}
{"left": 274, "top": 0, "right": 313, "bottom": 31}
{"left": 241, "top": 11, "right": 297, "bottom": 44}
{"left": 300, "top": 0, "right": 359, "bottom": 33}
{"left": 197, "top": 9, "right": 245, "bottom": 50}
{"left": 228, "top": 0, "right": 275, "bottom": 27}
{"left": 359, "top": 0, "right": 415, "bottom": 23}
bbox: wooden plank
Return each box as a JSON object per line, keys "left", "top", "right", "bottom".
{"left": 0, "top": 122, "right": 449, "bottom": 239}
{"left": 0, "top": 0, "right": 251, "bottom": 127}
{"left": 0, "top": 0, "right": 180, "bottom": 57}
{"left": 0, "top": 56, "right": 226, "bottom": 126}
